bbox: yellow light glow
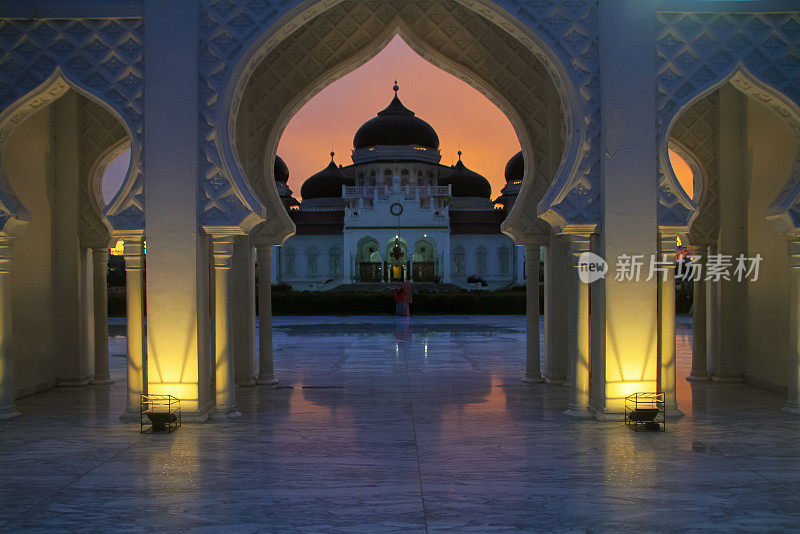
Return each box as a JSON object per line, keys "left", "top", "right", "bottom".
{"left": 605, "top": 380, "right": 659, "bottom": 401}
{"left": 110, "top": 239, "right": 124, "bottom": 256}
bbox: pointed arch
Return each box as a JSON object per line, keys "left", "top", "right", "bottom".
{"left": 475, "top": 246, "right": 488, "bottom": 275}
{"left": 222, "top": 0, "right": 588, "bottom": 244}
{"left": 452, "top": 245, "right": 466, "bottom": 277}
{"left": 659, "top": 64, "right": 800, "bottom": 233}
{"left": 82, "top": 132, "right": 129, "bottom": 248}
{"left": 0, "top": 68, "right": 142, "bottom": 236}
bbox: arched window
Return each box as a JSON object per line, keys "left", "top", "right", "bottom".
{"left": 453, "top": 246, "right": 465, "bottom": 276}
{"left": 306, "top": 246, "right": 319, "bottom": 275}
{"left": 498, "top": 246, "right": 510, "bottom": 274}
{"left": 284, "top": 247, "right": 295, "bottom": 276}
{"left": 476, "top": 246, "right": 488, "bottom": 275}
{"left": 329, "top": 247, "right": 342, "bottom": 275}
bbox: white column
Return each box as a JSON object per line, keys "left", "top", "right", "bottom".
{"left": 211, "top": 236, "right": 239, "bottom": 417}
{"left": 593, "top": 0, "right": 659, "bottom": 417}
{"left": 91, "top": 248, "right": 113, "bottom": 384}
{"left": 53, "top": 92, "right": 92, "bottom": 387}
{"left": 706, "top": 243, "right": 721, "bottom": 379}
{"left": 256, "top": 244, "right": 278, "bottom": 385}
{"left": 121, "top": 235, "right": 146, "bottom": 421}
{"left": 273, "top": 246, "right": 280, "bottom": 284}
{"left": 688, "top": 245, "right": 709, "bottom": 381}
{"left": 232, "top": 237, "right": 256, "bottom": 386}
{"left": 0, "top": 237, "right": 19, "bottom": 419}
{"left": 441, "top": 249, "right": 451, "bottom": 284}
{"left": 783, "top": 234, "right": 800, "bottom": 414}
{"left": 714, "top": 85, "right": 745, "bottom": 383}
{"left": 143, "top": 0, "right": 212, "bottom": 420}
{"left": 565, "top": 234, "right": 593, "bottom": 418}
{"left": 658, "top": 233, "right": 683, "bottom": 417}
{"left": 515, "top": 245, "right": 525, "bottom": 284}
{"left": 342, "top": 246, "right": 351, "bottom": 283}
{"left": 543, "top": 236, "right": 569, "bottom": 384}
{"left": 523, "top": 243, "right": 543, "bottom": 383}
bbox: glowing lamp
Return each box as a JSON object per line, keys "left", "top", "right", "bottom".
{"left": 625, "top": 392, "right": 665, "bottom": 432}
{"left": 140, "top": 394, "right": 182, "bottom": 434}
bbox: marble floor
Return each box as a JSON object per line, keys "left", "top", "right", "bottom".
{"left": 1, "top": 316, "right": 800, "bottom": 532}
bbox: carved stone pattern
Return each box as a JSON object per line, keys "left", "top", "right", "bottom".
{"left": 244, "top": 1, "right": 562, "bottom": 191}
{"left": 200, "top": 0, "right": 600, "bottom": 230}
{"left": 656, "top": 12, "right": 800, "bottom": 227}
{"left": 483, "top": 0, "right": 600, "bottom": 227}
{"left": 199, "top": 0, "right": 301, "bottom": 228}
{"left": 0, "top": 17, "right": 145, "bottom": 230}
{"left": 78, "top": 96, "right": 128, "bottom": 247}
{"left": 670, "top": 93, "right": 719, "bottom": 244}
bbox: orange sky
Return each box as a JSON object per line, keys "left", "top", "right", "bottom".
{"left": 277, "top": 36, "right": 520, "bottom": 200}
{"left": 669, "top": 149, "right": 694, "bottom": 199}
{"left": 102, "top": 34, "right": 694, "bottom": 206}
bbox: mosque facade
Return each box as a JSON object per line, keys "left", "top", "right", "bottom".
{"left": 272, "top": 85, "right": 526, "bottom": 290}
{"left": 1, "top": 0, "right": 800, "bottom": 425}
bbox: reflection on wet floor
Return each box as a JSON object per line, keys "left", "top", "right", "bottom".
{"left": 4, "top": 315, "right": 800, "bottom": 532}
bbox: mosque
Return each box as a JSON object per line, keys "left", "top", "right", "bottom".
{"left": 1, "top": 0, "right": 799, "bottom": 423}
{"left": 271, "top": 84, "right": 525, "bottom": 290}
{"left": 2, "top": 0, "right": 800, "bottom": 528}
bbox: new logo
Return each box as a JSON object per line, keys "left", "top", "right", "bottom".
{"left": 577, "top": 252, "right": 608, "bottom": 283}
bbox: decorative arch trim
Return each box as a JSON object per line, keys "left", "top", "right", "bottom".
{"left": 660, "top": 65, "right": 800, "bottom": 233}
{"left": 656, "top": 11, "right": 800, "bottom": 232}
{"left": 204, "top": 0, "right": 598, "bottom": 242}
{"left": 0, "top": 17, "right": 145, "bottom": 233}
{"left": 0, "top": 68, "right": 140, "bottom": 236}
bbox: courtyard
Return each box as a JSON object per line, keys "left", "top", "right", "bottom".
{"left": 1, "top": 316, "right": 799, "bottom": 532}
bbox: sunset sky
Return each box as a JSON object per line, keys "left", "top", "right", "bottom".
{"left": 277, "top": 36, "right": 520, "bottom": 199}
{"left": 102, "top": 35, "right": 693, "bottom": 205}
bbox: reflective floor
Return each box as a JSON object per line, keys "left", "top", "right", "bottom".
{"left": 1, "top": 316, "right": 800, "bottom": 532}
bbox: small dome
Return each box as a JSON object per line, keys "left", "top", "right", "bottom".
{"left": 274, "top": 155, "right": 289, "bottom": 182}
{"left": 441, "top": 152, "right": 492, "bottom": 198}
{"left": 353, "top": 83, "right": 439, "bottom": 150}
{"left": 300, "top": 152, "right": 354, "bottom": 199}
{"left": 504, "top": 151, "right": 524, "bottom": 183}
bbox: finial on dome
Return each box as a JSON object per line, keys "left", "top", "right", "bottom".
{"left": 457, "top": 149, "right": 462, "bottom": 161}
{"left": 330, "top": 150, "right": 335, "bottom": 160}
{"left": 393, "top": 80, "right": 399, "bottom": 93}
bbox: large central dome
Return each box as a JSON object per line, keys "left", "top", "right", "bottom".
{"left": 353, "top": 83, "right": 439, "bottom": 150}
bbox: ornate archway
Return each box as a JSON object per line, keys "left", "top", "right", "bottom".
{"left": 655, "top": 11, "right": 800, "bottom": 234}
{"left": 200, "top": 0, "right": 600, "bottom": 240}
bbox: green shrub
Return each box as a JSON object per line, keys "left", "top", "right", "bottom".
{"left": 271, "top": 290, "right": 527, "bottom": 315}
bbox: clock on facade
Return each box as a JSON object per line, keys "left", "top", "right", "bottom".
{"left": 390, "top": 203, "right": 403, "bottom": 216}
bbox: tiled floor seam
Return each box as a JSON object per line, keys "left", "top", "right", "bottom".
{"left": 401, "top": 337, "right": 430, "bottom": 534}
{"left": 1, "top": 435, "right": 144, "bottom": 528}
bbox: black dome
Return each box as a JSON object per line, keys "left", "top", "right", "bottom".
{"left": 504, "top": 151, "right": 524, "bottom": 183}
{"left": 300, "top": 153, "right": 354, "bottom": 199}
{"left": 441, "top": 155, "right": 492, "bottom": 198}
{"left": 274, "top": 155, "right": 289, "bottom": 182}
{"left": 353, "top": 84, "right": 439, "bottom": 149}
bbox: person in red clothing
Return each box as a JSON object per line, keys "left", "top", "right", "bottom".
{"left": 391, "top": 285, "right": 403, "bottom": 316}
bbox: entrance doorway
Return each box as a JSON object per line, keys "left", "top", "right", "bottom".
{"left": 386, "top": 237, "right": 409, "bottom": 282}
